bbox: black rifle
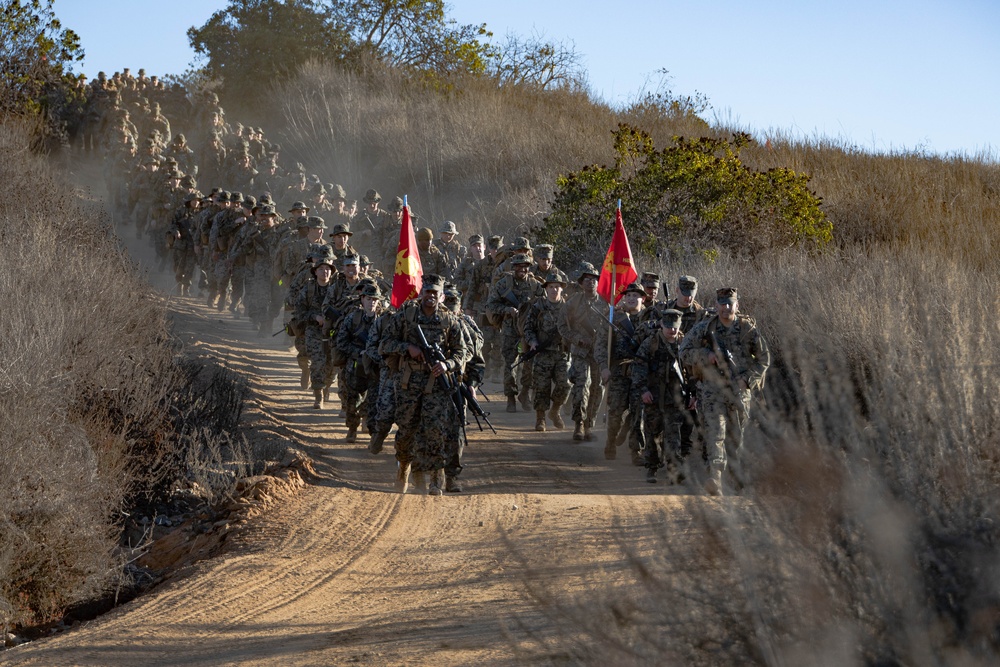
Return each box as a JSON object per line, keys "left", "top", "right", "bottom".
{"left": 416, "top": 324, "right": 494, "bottom": 444}
{"left": 707, "top": 329, "right": 746, "bottom": 417}
{"left": 511, "top": 344, "right": 544, "bottom": 369}
{"left": 415, "top": 324, "right": 459, "bottom": 392}
{"left": 459, "top": 383, "right": 496, "bottom": 434}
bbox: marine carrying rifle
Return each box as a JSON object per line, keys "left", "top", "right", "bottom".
{"left": 706, "top": 328, "right": 746, "bottom": 417}
{"left": 511, "top": 344, "right": 544, "bottom": 369}
{"left": 415, "top": 325, "right": 496, "bottom": 437}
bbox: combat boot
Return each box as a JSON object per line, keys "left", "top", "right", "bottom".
{"left": 573, "top": 421, "right": 584, "bottom": 441}
{"left": 428, "top": 470, "right": 443, "bottom": 496}
{"left": 297, "top": 358, "right": 310, "bottom": 390}
{"left": 548, "top": 404, "right": 565, "bottom": 429}
{"left": 519, "top": 390, "right": 532, "bottom": 411}
{"left": 604, "top": 440, "right": 617, "bottom": 460}
{"left": 395, "top": 462, "right": 411, "bottom": 494}
{"left": 705, "top": 468, "right": 724, "bottom": 496}
{"left": 583, "top": 424, "right": 595, "bottom": 442}
{"left": 411, "top": 471, "right": 427, "bottom": 492}
{"left": 345, "top": 427, "right": 357, "bottom": 443}
{"left": 312, "top": 389, "right": 323, "bottom": 409}
{"left": 646, "top": 468, "right": 657, "bottom": 484}
{"left": 506, "top": 395, "right": 517, "bottom": 413}
{"left": 535, "top": 410, "right": 546, "bottom": 432}
{"left": 630, "top": 449, "right": 644, "bottom": 466}
{"left": 368, "top": 428, "right": 388, "bottom": 455}
{"left": 445, "top": 475, "right": 462, "bottom": 493}
{"left": 323, "top": 386, "right": 330, "bottom": 403}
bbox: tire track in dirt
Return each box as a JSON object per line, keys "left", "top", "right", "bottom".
{"left": 4, "top": 217, "right": 737, "bottom": 666}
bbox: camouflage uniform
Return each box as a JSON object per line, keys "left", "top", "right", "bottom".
{"left": 166, "top": 196, "right": 200, "bottom": 293}
{"left": 379, "top": 300, "right": 468, "bottom": 477}
{"left": 335, "top": 306, "right": 378, "bottom": 436}
{"left": 597, "top": 302, "right": 655, "bottom": 460}
{"left": 485, "top": 263, "right": 541, "bottom": 406}
{"left": 444, "top": 290, "right": 485, "bottom": 489}
{"left": 468, "top": 249, "right": 501, "bottom": 377}
{"left": 323, "top": 264, "right": 363, "bottom": 409}
{"left": 230, "top": 209, "right": 283, "bottom": 334}
{"left": 285, "top": 244, "right": 331, "bottom": 375}
{"left": 560, "top": 288, "right": 606, "bottom": 435}
{"left": 294, "top": 277, "right": 336, "bottom": 394}
{"left": 436, "top": 222, "right": 466, "bottom": 281}
{"left": 366, "top": 312, "right": 397, "bottom": 443}
{"left": 679, "top": 298, "right": 770, "bottom": 491}
{"left": 523, "top": 295, "right": 571, "bottom": 420}
{"left": 633, "top": 320, "right": 689, "bottom": 481}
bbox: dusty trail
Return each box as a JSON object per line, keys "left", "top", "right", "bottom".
{"left": 5, "top": 207, "right": 740, "bottom": 665}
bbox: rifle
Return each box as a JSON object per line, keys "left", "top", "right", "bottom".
{"left": 511, "top": 345, "right": 544, "bottom": 369}
{"left": 707, "top": 329, "right": 746, "bottom": 416}
{"left": 415, "top": 324, "right": 478, "bottom": 445}
{"left": 415, "top": 324, "right": 459, "bottom": 392}
{"left": 459, "top": 383, "right": 496, "bottom": 434}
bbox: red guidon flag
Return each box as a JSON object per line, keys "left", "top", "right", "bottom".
{"left": 597, "top": 207, "right": 638, "bottom": 305}
{"left": 391, "top": 199, "right": 423, "bottom": 308}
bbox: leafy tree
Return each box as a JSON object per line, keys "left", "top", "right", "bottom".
{"left": 326, "top": 0, "right": 491, "bottom": 76}
{"left": 188, "top": 0, "right": 349, "bottom": 99}
{"left": 537, "top": 124, "right": 832, "bottom": 263}
{"left": 189, "top": 0, "right": 492, "bottom": 96}
{"left": 0, "top": 0, "right": 83, "bottom": 119}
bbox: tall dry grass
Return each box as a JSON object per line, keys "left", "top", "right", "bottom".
{"left": 244, "top": 58, "right": 712, "bottom": 234}
{"left": 0, "top": 122, "right": 253, "bottom": 634}
{"left": 249, "top": 60, "right": 1000, "bottom": 662}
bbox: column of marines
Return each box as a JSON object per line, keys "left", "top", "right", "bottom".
{"left": 82, "top": 66, "right": 769, "bottom": 497}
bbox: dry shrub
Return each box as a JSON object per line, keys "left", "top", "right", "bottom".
{"left": 515, "top": 248, "right": 1000, "bottom": 664}
{"left": 0, "top": 122, "right": 254, "bottom": 633}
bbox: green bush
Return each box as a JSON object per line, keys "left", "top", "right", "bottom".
{"left": 536, "top": 124, "right": 832, "bottom": 265}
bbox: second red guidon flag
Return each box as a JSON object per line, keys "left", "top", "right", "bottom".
{"left": 391, "top": 197, "right": 423, "bottom": 308}
{"left": 597, "top": 206, "right": 638, "bottom": 305}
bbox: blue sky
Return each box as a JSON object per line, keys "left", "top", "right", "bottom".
{"left": 57, "top": 0, "right": 1000, "bottom": 157}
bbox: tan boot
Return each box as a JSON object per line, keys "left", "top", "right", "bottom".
{"left": 323, "top": 386, "right": 330, "bottom": 403}
{"left": 312, "top": 389, "right": 324, "bottom": 409}
{"left": 573, "top": 421, "right": 584, "bottom": 441}
{"left": 395, "top": 462, "right": 411, "bottom": 493}
{"left": 535, "top": 410, "right": 546, "bottom": 432}
{"left": 705, "top": 468, "right": 723, "bottom": 496}
{"left": 298, "top": 358, "right": 310, "bottom": 390}
{"left": 411, "top": 471, "right": 426, "bottom": 492}
{"left": 345, "top": 427, "right": 357, "bottom": 443}
{"left": 583, "top": 419, "right": 595, "bottom": 442}
{"left": 604, "top": 440, "right": 617, "bottom": 460}
{"left": 428, "top": 470, "right": 443, "bottom": 496}
{"left": 506, "top": 395, "right": 517, "bottom": 413}
{"left": 548, "top": 405, "right": 565, "bottom": 429}
{"left": 519, "top": 391, "right": 532, "bottom": 411}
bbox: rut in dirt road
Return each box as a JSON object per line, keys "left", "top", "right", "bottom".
{"left": 4, "top": 228, "right": 747, "bottom": 666}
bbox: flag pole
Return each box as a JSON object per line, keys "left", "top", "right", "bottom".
{"left": 607, "top": 200, "right": 620, "bottom": 377}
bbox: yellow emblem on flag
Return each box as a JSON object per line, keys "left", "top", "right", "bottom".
{"left": 602, "top": 250, "right": 632, "bottom": 276}
{"left": 395, "top": 248, "right": 419, "bottom": 276}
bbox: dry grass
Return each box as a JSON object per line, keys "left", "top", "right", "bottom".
{"left": 240, "top": 58, "right": 711, "bottom": 234}
{"left": 506, "top": 248, "right": 1000, "bottom": 664}
{"left": 0, "top": 122, "right": 255, "bottom": 634}
{"left": 255, "top": 61, "right": 1000, "bottom": 662}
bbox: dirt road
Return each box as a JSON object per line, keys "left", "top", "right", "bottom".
{"left": 5, "top": 225, "right": 741, "bottom": 666}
